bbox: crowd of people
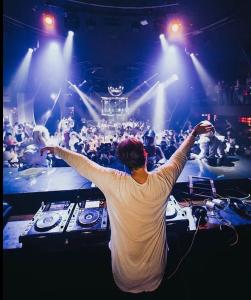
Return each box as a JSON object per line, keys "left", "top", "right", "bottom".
{"left": 195, "top": 76, "right": 251, "bottom": 105}
{"left": 3, "top": 114, "right": 251, "bottom": 170}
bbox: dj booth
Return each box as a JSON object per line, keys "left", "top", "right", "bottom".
{"left": 3, "top": 167, "right": 251, "bottom": 299}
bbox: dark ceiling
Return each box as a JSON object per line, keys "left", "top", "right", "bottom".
{"left": 4, "top": 0, "right": 251, "bottom": 93}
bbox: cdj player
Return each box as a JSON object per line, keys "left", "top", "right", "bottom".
{"left": 19, "top": 201, "right": 75, "bottom": 248}
{"left": 67, "top": 199, "right": 108, "bottom": 232}
{"left": 64, "top": 199, "right": 110, "bottom": 247}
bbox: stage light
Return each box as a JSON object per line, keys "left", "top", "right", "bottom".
{"left": 140, "top": 20, "right": 148, "bottom": 26}
{"left": 68, "top": 30, "right": 74, "bottom": 36}
{"left": 78, "top": 80, "right": 87, "bottom": 87}
{"left": 171, "top": 23, "right": 180, "bottom": 32}
{"left": 43, "top": 14, "right": 54, "bottom": 26}
{"left": 45, "top": 16, "right": 53, "bottom": 25}
{"left": 42, "top": 13, "right": 55, "bottom": 31}
{"left": 28, "top": 48, "right": 33, "bottom": 53}
{"left": 50, "top": 93, "right": 57, "bottom": 100}
{"left": 159, "top": 33, "right": 168, "bottom": 52}
{"left": 167, "top": 20, "right": 183, "bottom": 42}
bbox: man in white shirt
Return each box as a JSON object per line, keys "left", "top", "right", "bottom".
{"left": 41, "top": 121, "right": 212, "bottom": 294}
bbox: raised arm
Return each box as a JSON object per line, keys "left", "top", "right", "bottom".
{"left": 157, "top": 122, "right": 214, "bottom": 186}
{"left": 40, "top": 146, "right": 115, "bottom": 189}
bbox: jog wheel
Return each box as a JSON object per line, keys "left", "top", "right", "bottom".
{"left": 78, "top": 209, "right": 100, "bottom": 227}
{"left": 35, "top": 212, "right": 62, "bottom": 232}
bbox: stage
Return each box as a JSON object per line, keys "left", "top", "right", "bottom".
{"left": 3, "top": 155, "right": 251, "bottom": 195}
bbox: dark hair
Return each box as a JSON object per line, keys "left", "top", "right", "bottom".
{"left": 117, "top": 138, "right": 147, "bottom": 171}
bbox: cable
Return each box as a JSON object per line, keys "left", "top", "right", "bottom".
{"left": 167, "top": 216, "right": 201, "bottom": 280}
{"left": 213, "top": 209, "right": 239, "bottom": 247}
{"left": 65, "top": 0, "right": 179, "bottom": 10}
{"left": 3, "top": 15, "right": 64, "bottom": 37}
{"left": 4, "top": 15, "right": 46, "bottom": 34}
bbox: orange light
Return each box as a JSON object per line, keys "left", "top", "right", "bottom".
{"left": 168, "top": 20, "right": 183, "bottom": 41}
{"left": 171, "top": 23, "right": 180, "bottom": 32}
{"left": 42, "top": 13, "right": 55, "bottom": 29}
{"left": 44, "top": 16, "right": 53, "bottom": 25}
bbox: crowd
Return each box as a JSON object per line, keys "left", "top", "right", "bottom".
{"left": 195, "top": 76, "right": 251, "bottom": 105}
{"left": 3, "top": 114, "right": 251, "bottom": 170}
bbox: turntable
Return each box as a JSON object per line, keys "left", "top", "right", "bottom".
{"left": 19, "top": 201, "right": 75, "bottom": 247}
{"left": 66, "top": 199, "right": 109, "bottom": 242}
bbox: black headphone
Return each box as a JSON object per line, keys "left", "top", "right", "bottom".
{"left": 192, "top": 205, "right": 208, "bottom": 225}
{"left": 229, "top": 198, "right": 251, "bottom": 218}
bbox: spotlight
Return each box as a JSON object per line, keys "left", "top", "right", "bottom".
{"left": 43, "top": 13, "right": 54, "bottom": 26}
{"left": 78, "top": 80, "right": 87, "bottom": 87}
{"left": 168, "top": 20, "right": 183, "bottom": 42}
{"left": 159, "top": 33, "right": 168, "bottom": 52}
{"left": 140, "top": 20, "right": 148, "bottom": 26}
{"left": 28, "top": 48, "right": 33, "bottom": 53}
{"left": 190, "top": 53, "right": 194, "bottom": 57}
{"left": 50, "top": 93, "right": 57, "bottom": 100}
{"left": 68, "top": 30, "right": 74, "bottom": 36}
{"left": 45, "top": 16, "right": 53, "bottom": 25}
{"left": 171, "top": 23, "right": 180, "bottom": 32}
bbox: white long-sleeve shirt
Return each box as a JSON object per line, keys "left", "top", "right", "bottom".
{"left": 54, "top": 134, "right": 195, "bottom": 293}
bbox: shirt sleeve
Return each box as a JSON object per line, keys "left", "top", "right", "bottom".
{"left": 54, "top": 146, "right": 116, "bottom": 190}
{"left": 156, "top": 134, "right": 195, "bottom": 187}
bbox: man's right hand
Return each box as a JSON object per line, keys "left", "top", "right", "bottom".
{"left": 40, "top": 146, "right": 56, "bottom": 156}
